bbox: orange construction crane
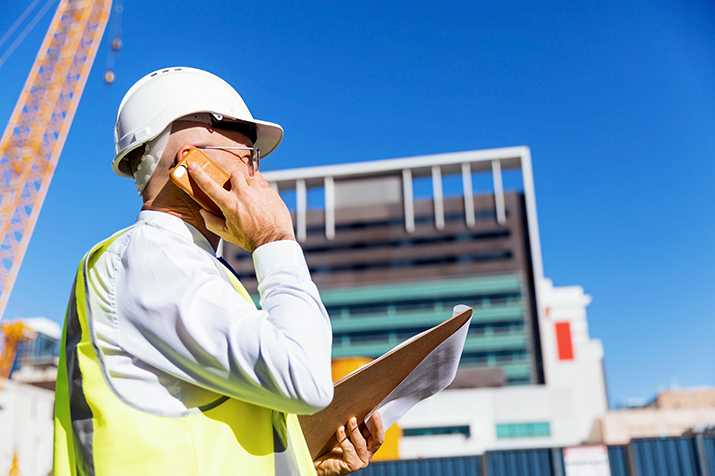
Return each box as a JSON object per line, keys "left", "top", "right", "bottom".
{"left": 0, "top": 0, "right": 112, "bottom": 319}
{"left": 7, "top": 452, "right": 21, "bottom": 476}
{"left": 0, "top": 320, "right": 36, "bottom": 392}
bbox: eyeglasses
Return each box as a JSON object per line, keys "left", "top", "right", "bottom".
{"left": 195, "top": 146, "right": 260, "bottom": 176}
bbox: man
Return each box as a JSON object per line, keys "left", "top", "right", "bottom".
{"left": 54, "top": 67, "right": 384, "bottom": 475}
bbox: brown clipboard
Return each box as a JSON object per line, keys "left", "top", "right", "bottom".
{"left": 298, "top": 307, "right": 473, "bottom": 460}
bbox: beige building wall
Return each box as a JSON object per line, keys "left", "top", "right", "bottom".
{"left": 597, "top": 407, "right": 715, "bottom": 445}
{"left": 591, "top": 388, "right": 715, "bottom": 445}
{"left": 648, "top": 388, "right": 715, "bottom": 410}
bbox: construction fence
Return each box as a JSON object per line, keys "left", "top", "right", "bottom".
{"left": 357, "top": 435, "right": 715, "bottom": 476}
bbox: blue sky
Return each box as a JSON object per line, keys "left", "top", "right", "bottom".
{"left": 1, "top": 0, "right": 713, "bottom": 406}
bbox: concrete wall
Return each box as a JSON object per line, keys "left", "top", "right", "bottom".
{"left": 599, "top": 407, "right": 715, "bottom": 445}
{"left": 649, "top": 388, "right": 715, "bottom": 410}
{"left": 538, "top": 278, "right": 609, "bottom": 444}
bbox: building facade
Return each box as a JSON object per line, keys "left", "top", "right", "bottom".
{"left": 224, "top": 146, "right": 609, "bottom": 457}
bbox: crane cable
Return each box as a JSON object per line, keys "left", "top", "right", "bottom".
{"left": 0, "top": 0, "right": 43, "bottom": 48}
{"left": 0, "top": 0, "right": 59, "bottom": 70}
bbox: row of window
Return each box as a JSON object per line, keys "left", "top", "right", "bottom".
{"left": 402, "top": 422, "right": 550, "bottom": 439}
{"left": 333, "top": 325, "right": 526, "bottom": 347}
{"left": 303, "top": 210, "right": 505, "bottom": 235}
{"left": 310, "top": 251, "right": 513, "bottom": 275}
{"left": 403, "top": 426, "right": 471, "bottom": 437}
{"left": 233, "top": 211, "right": 512, "bottom": 263}
{"left": 301, "top": 230, "right": 510, "bottom": 255}
{"left": 326, "top": 292, "right": 522, "bottom": 319}
{"left": 459, "top": 349, "right": 528, "bottom": 365}
{"left": 233, "top": 250, "right": 513, "bottom": 280}
{"left": 496, "top": 422, "right": 551, "bottom": 439}
{"left": 233, "top": 228, "right": 510, "bottom": 263}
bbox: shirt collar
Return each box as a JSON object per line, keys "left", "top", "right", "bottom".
{"left": 135, "top": 210, "right": 215, "bottom": 255}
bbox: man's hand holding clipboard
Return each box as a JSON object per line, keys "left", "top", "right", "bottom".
{"left": 300, "top": 306, "right": 473, "bottom": 460}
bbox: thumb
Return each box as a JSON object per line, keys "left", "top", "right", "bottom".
{"left": 200, "top": 208, "right": 228, "bottom": 236}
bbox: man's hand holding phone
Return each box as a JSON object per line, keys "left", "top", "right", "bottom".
{"left": 186, "top": 158, "right": 296, "bottom": 253}
{"left": 170, "top": 148, "right": 230, "bottom": 217}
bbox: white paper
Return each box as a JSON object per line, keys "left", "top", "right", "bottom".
{"left": 365, "top": 305, "right": 471, "bottom": 431}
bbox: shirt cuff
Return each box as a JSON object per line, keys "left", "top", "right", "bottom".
{"left": 252, "top": 240, "right": 311, "bottom": 283}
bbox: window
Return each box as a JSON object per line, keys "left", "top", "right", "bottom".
{"left": 496, "top": 422, "right": 550, "bottom": 439}
{"left": 403, "top": 426, "right": 470, "bottom": 437}
{"left": 326, "top": 292, "right": 522, "bottom": 320}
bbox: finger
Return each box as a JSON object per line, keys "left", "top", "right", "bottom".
{"left": 228, "top": 169, "right": 251, "bottom": 193}
{"left": 336, "top": 422, "right": 364, "bottom": 472}
{"left": 336, "top": 425, "right": 348, "bottom": 446}
{"left": 252, "top": 170, "right": 271, "bottom": 187}
{"left": 347, "top": 417, "right": 369, "bottom": 463}
{"left": 336, "top": 425, "right": 354, "bottom": 460}
{"left": 187, "top": 161, "right": 233, "bottom": 205}
{"left": 199, "top": 208, "right": 227, "bottom": 236}
{"left": 366, "top": 413, "right": 386, "bottom": 453}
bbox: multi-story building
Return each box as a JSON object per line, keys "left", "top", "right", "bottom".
{"left": 224, "top": 146, "right": 609, "bottom": 457}
{"left": 10, "top": 317, "right": 61, "bottom": 384}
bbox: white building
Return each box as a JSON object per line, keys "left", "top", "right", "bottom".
{"left": 0, "top": 317, "right": 60, "bottom": 476}
{"left": 400, "top": 278, "right": 608, "bottom": 457}
{"left": 0, "top": 380, "right": 55, "bottom": 476}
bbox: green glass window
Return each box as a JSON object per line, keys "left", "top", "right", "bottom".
{"left": 403, "top": 426, "right": 470, "bottom": 437}
{"left": 496, "top": 422, "right": 550, "bottom": 439}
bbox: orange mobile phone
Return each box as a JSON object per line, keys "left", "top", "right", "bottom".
{"left": 170, "top": 148, "right": 230, "bottom": 216}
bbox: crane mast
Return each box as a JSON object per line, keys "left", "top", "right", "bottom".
{"left": 0, "top": 0, "right": 112, "bottom": 318}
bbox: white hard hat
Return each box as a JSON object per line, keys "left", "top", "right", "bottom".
{"left": 112, "top": 67, "right": 284, "bottom": 178}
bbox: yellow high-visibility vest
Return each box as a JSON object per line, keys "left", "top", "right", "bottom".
{"left": 54, "top": 227, "right": 317, "bottom": 475}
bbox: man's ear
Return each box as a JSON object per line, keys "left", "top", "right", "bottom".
{"left": 171, "top": 145, "right": 193, "bottom": 168}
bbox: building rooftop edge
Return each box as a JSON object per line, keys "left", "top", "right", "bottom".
{"left": 17, "top": 317, "right": 62, "bottom": 340}
{"left": 263, "top": 146, "right": 531, "bottom": 183}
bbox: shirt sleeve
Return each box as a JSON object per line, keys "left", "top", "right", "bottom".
{"left": 114, "top": 227, "right": 334, "bottom": 415}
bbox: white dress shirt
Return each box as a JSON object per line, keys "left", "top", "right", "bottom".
{"left": 88, "top": 210, "right": 334, "bottom": 415}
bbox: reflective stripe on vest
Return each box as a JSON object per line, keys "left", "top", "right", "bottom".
{"left": 53, "top": 227, "right": 317, "bottom": 476}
